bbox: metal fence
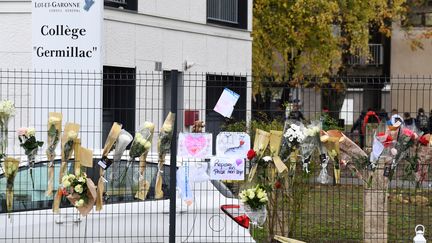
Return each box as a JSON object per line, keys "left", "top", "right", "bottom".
{"left": 0, "top": 70, "right": 431, "bottom": 242}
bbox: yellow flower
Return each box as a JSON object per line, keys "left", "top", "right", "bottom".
{"left": 143, "top": 122, "right": 155, "bottom": 131}
{"left": 144, "top": 141, "right": 151, "bottom": 150}
{"left": 62, "top": 180, "right": 71, "bottom": 188}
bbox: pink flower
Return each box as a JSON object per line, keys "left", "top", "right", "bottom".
{"left": 402, "top": 128, "right": 415, "bottom": 139}
{"left": 17, "top": 127, "right": 27, "bottom": 136}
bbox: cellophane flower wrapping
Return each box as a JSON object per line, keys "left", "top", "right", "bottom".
{"left": 135, "top": 122, "right": 155, "bottom": 200}
{"left": 3, "top": 157, "right": 19, "bottom": 212}
{"left": 300, "top": 121, "right": 321, "bottom": 173}
{"left": 0, "top": 99, "right": 15, "bottom": 160}
{"left": 155, "top": 112, "right": 175, "bottom": 199}
{"left": 45, "top": 113, "right": 62, "bottom": 196}
{"left": 240, "top": 185, "right": 268, "bottom": 226}
{"left": 118, "top": 122, "right": 154, "bottom": 187}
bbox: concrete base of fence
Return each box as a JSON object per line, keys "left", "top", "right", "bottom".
{"left": 363, "top": 156, "right": 390, "bottom": 243}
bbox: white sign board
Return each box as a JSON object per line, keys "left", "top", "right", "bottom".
{"left": 209, "top": 157, "right": 245, "bottom": 181}
{"left": 213, "top": 88, "right": 240, "bottom": 118}
{"left": 32, "top": 0, "right": 103, "bottom": 71}
{"left": 216, "top": 132, "right": 250, "bottom": 158}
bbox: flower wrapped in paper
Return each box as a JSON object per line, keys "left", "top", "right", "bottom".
{"left": 415, "top": 134, "right": 432, "bottom": 184}
{"left": 57, "top": 172, "right": 97, "bottom": 216}
{"left": 155, "top": 112, "right": 175, "bottom": 199}
{"left": 320, "top": 130, "right": 342, "bottom": 184}
{"left": 387, "top": 125, "right": 420, "bottom": 180}
{"left": 335, "top": 133, "right": 368, "bottom": 182}
{"left": 0, "top": 99, "right": 15, "bottom": 161}
{"left": 17, "top": 127, "right": 44, "bottom": 189}
{"left": 3, "top": 157, "right": 19, "bottom": 213}
{"left": 135, "top": 122, "right": 155, "bottom": 200}
{"left": 118, "top": 122, "right": 153, "bottom": 188}
{"left": 96, "top": 122, "right": 122, "bottom": 211}
{"left": 247, "top": 129, "right": 270, "bottom": 182}
{"left": 45, "top": 112, "right": 62, "bottom": 196}
{"left": 269, "top": 130, "right": 287, "bottom": 173}
{"left": 59, "top": 123, "right": 80, "bottom": 184}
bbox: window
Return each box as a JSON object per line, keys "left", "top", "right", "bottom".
{"left": 103, "top": 66, "right": 136, "bottom": 146}
{"left": 404, "top": 0, "right": 432, "bottom": 27}
{"left": 104, "top": 0, "right": 137, "bottom": 11}
{"left": 207, "top": 0, "right": 248, "bottom": 29}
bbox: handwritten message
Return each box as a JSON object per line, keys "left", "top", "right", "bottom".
{"left": 178, "top": 133, "right": 213, "bottom": 158}
{"left": 210, "top": 157, "right": 245, "bottom": 181}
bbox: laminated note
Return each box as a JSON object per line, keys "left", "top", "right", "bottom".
{"left": 213, "top": 88, "right": 240, "bottom": 118}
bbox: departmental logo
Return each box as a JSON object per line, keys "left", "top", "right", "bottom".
{"left": 83, "top": 0, "right": 95, "bottom": 11}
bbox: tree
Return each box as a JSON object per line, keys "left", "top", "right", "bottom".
{"left": 252, "top": 0, "right": 407, "bottom": 118}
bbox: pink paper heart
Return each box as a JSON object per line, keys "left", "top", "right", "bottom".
{"left": 236, "top": 159, "right": 243, "bottom": 166}
{"left": 185, "top": 135, "right": 207, "bottom": 156}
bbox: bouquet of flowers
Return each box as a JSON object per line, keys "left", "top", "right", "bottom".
{"left": 239, "top": 185, "right": 268, "bottom": 226}
{"left": 45, "top": 112, "right": 62, "bottom": 196}
{"left": 280, "top": 122, "right": 305, "bottom": 174}
{"left": 300, "top": 122, "right": 321, "bottom": 173}
{"left": 135, "top": 122, "right": 155, "bottom": 200}
{"left": 155, "top": 112, "right": 175, "bottom": 199}
{"left": 59, "top": 123, "right": 80, "bottom": 184}
{"left": 387, "top": 126, "right": 419, "bottom": 180}
{"left": 17, "top": 127, "right": 44, "bottom": 189}
{"left": 57, "top": 172, "right": 97, "bottom": 216}
{"left": 415, "top": 134, "right": 432, "bottom": 184}
{"left": 247, "top": 129, "right": 270, "bottom": 181}
{"left": 337, "top": 133, "right": 368, "bottom": 182}
{"left": 118, "top": 123, "right": 153, "bottom": 186}
{"left": 3, "top": 157, "right": 19, "bottom": 213}
{"left": 269, "top": 130, "right": 287, "bottom": 173}
{"left": 96, "top": 122, "right": 122, "bottom": 211}
{"left": 0, "top": 99, "right": 15, "bottom": 161}
{"left": 320, "top": 130, "right": 342, "bottom": 184}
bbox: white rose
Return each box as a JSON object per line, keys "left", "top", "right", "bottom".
{"left": 248, "top": 191, "right": 255, "bottom": 199}
{"left": 62, "top": 180, "right": 71, "bottom": 188}
{"left": 67, "top": 131, "right": 78, "bottom": 140}
{"left": 48, "top": 116, "right": 61, "bottom": 124}
{"left": 143, "top": 122, "right": 155, "bottom": 131}
{"left": 162, "top": 124, "right": 173, "bottom": 133}
{"left": 27, "top": 127, "right": 36, "bottom": 137}
{"left": 263, "top": 156, "right": 272, "bottom": 162}
{"left": 75, "top": 199, "right": 85, "bottom": 207}
{"left": 77, "top": 176, "right": 86, "bottom": 183}
{"left": 74, "top": 184, "right": 83, "bottom": 194}
{"left": 257, "top": 191, "right": 265, "bottom": 199}
{"left": 144, "top": 141, "right": 151, "bottom": 150}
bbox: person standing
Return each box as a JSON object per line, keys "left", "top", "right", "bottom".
{"left": 416, "top": 108, "right": 429, "bottom": 134}
{"left": 351, "top": 111, "right": 366, "bottom": 149}
{"left": 404, "top": 112, "right": 416, "bottom": 127}
{"left": 287, "top": 101, "right": 306, "bottom": 122}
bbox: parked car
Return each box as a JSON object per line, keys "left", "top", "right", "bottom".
{"left": 0, "top": 157, "right": 255, "bottom": 243}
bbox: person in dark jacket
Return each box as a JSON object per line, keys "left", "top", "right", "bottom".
{"left": 351, "top": 111, "right": 366, "bottom": 149}
{"left": 404, "top": 112, "right": 416, "bottom": 127}
{"left": 416, "top": 108, "right": 429, "bottom": 134}
{"left": 287, "top": 102, "right": 306, "bottom": 122}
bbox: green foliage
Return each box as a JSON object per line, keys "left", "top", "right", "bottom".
{"left": 253, "top": 0, "right": 407, "bottom": 90}
{"left": 321, "top": 113, "right": 343, "bottom": 131}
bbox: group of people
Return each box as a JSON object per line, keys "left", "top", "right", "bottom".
{"left": 351, "top": 108, "right": 432, "bottom": 148}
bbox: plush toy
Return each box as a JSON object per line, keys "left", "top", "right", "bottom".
{"left": 192, "top": 121, "right": 205, "bottom": 133}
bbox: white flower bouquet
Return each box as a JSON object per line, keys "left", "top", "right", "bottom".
{"left": 17, "top": 127, "right": 44, "bottom": 188}
{"left": 135, "top": 122, "right": 155, "bottom": 200}
{"left": 58, "top": 172, "right": 97, "bottom": 216}
{"left": 118, "top": 123, "right": 154, "bottom": 186}
{"left": 239, "top": 185, "right": 268, "bottom": 226}
{"left": 45, "top": 113, "right": 62, "bottom": 196}
{"left": 0, "top": 99, "right": 15, "bottom": 161}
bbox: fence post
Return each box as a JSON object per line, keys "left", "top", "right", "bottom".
{"left": 169, "top": 70, "right": 178, "bottom": 243}
{"left": 363, "top": 156, "right": 389, "bottom": 243}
